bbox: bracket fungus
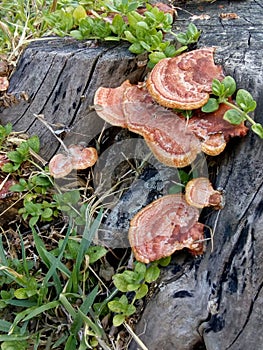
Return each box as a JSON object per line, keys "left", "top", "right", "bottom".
{"left": 185, "top": 177, "right": 224, "bottom": 209}
{"left": 49, "top": 145, "right": 98, "bottom": 178}
{"left": 186, "top": 102, "right": 248, "bottom": 156}
{"left": 95, "top": 81, "right": 201, "bottom": 167}
{"left": 94, "top": 47, "right": 248, "bottom": 168}
{"left": 128, "top": 194, "right": 205, "bottom": 263}
{"left": 146, "top": 47, "right": 224, "bottom": 110}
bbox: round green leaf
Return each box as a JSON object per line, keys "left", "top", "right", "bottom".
{"left": 113, "top": 314, "right": 125, "bottom": 327}
{"left": 251, "top": 123, "right": 263, "bottom": 138}
{"left": 223, "top": 109, "right": 244, "bottom": 125}
{"left": 73, "top": 5, "right": 87, "bottom": 24}
{"left": 236, "top": 89, "right": 257, "bottom": 113}
{"left": 201, "top": 98, "right": 219, "bottom": 113}
{"left": 222, "top": 76, "right": 236, "bottom": 97}
{"left": 145, "top": 265, "right": 160, "bottom": 283}
{"left": 135, "top": 283, "right": 148, "bottom": 299}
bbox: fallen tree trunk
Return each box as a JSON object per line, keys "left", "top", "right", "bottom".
{"left": 1, "top": 1, "right": 262, "bottom": 349}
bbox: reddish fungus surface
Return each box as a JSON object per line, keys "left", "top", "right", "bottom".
{"left": 94, "top": 80, "right": 131, "bottom": 127}
{"left": 128, "top": 194, "right": 205, "bottom": 263}
{"left": 49, "top": 153, "right": 73, "bottom": 179}
{"left": 186, "top": 102, "right": 248, "bottom": 155}
{"left": 49, "top": 145, "right": 98, "bottom": 178}
{"left": 95, "top": 81, "right": 201, "bottom": 167}
{"left": 69, "top": 145, "right": 98, "bottom": 170}
{"left": 185, "top": 177, "right": 224, "bottom": 209}
{"left": 146, "top": 47, "right": 224, "bottom": 110}
{"left": 123, "top": 84, "right": 201, "bottom": 167}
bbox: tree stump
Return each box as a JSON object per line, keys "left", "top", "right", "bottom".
{"left": 1, "top": 1, "right": 263, "bottom": 349}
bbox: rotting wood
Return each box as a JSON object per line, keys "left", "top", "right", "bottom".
{"left": 0, "top": 39, "right": 147, "bottom": 160}
{"left": 0, "top": 0, "right": 262, "bottom": 349}
{"left": 129, "top": 0, "right": 263, "bottom": 349}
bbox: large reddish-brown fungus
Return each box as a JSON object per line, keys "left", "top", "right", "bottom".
{"left": 128, "top": 194, "right": 205, "bottom": 263}
{"left": 95, "top": 81, "right": 201, "bottom": 167}
{"left": 146, "top": 47, "right": 225, "bottom": 110}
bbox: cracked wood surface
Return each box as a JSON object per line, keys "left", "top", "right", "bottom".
{"left": 130, "top": 0, "right": 263, "bottom": 349}
{"left": 0, "top": 0, "right": 262, "bottom": 349}
{"left": 0, "top": 40, "right": 146, "bottom": 160}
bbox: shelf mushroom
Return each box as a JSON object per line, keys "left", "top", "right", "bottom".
{"left": 95, "top": 81, "right": 201, "bottom": 167}
{"left": 185, "top": 177, "right": 224, "bottom": 209}
{"left": 128, "top": 194, "right": 205, "bottom": 263}
{"left": 49, "top": 145, "right": 98, "bottom": 178}
{"left": 146, "top": 47, "right": 225, "bottom": 110}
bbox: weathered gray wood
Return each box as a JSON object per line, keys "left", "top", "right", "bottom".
{"left": 0, "top": 39, "right": 146, "bottom": 160}
{"left": 130, "top": 0, "right": 263, "bottom": 349}
{"left": 0, "top": 1, "right": 262, "bottom": 349}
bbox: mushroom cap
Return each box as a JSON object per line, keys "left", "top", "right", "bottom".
{"left": 49, "top": 153, "right": 73, "bottom": 178}
{"left": 69, "top": 145, "right": 98, "bottom": 170}
{"left": 186, "top": 102, "right": 248, "bottom": 155}
{"left": 146, "top": 47, "right": 224, "bottom": 110}
{"left": 123, "top": 84, "right": 201, "bottom": 167}
{"left": 93, "top": 80, "right": 131, "bottom": 127}
{"left": 128, "top": 194, "right": 205, "bottom": 263}
{"left": 185, "top": 177, "right": 224, "bottom": 209}
{"left": 0, "top": 76, "right": 9, "bottom": 92}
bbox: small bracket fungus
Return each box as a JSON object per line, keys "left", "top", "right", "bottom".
{"left": 128, "top": 194, "right": 205, "bottom": 263}
{"left": 186, "top": 102, "right": 248, "bottom": 156}
{"left": 185, "top": 177, "right": 224, "bottom": 209}
{"left": 146, "top": 47, "right": 224, "bottom": 110}
{"left": 49, "top": 145, "right": 98, "bottom": 178}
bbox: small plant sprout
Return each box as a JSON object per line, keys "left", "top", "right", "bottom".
{"left": 201, "top": 76, "right": 263, "bottom": 138}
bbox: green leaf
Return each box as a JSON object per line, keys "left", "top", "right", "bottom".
{"left": 87, "top": 246, "right": 107, "bottom": 264}
{"left": 135, "top": 283, "right": 148, "bottom": 299}
{"left": 129, "top": 42, "right": 144, "bottom": 54}
{"left": 158, "top": 256, "right": 171, "bottom": 267}
{"left": 10, "top": 184, "right": 26, "bottom": 192}
{"left": 212, "top": 79, "right": 224, "bottom": 97}
{"left": 73, "top": 5, "right": 87, "bottom": 24}
{"left": 7, "top": 151, "right": 23, "bottom": 163}
{"left": 223, "top": 109, "right": 245, "bottom": 125}
{"left": 1, "top": 340, "right": 28, "bottom": 350}
{"left": 112, "top": 314, "right": 125, "bottom": 327}
{"left": 22, "top": 300, "right": 60, "bottom": 322}
{"left": 201, "top": 98, "right": 219, "bottom": 113}
{"left": 111, "top": 14, "right": 126, "bottom": 35}
{"left": 222, "top": 76, "right": 236, "bottom": 97}
{"left": 134, "top": 262, "right": 147, "bottom": 275}
{"left": 112, "top": 274, "right": 128, "bottom": 292}
{"left": 108, "top": 300, "right": 126, "bottom": 313}
{"left": 236, "top": 89, "right": 257, "bottom": 113}
{"left": 41, "top": 207, "right": 53, "bottom": 219}
{"left": 29, "top": 216, "right": 39, "bottom": 228}
{"left": 148, "top": 51, "right": 166, "bottom": 64}
{"left": 124, "top": 30, "right": 137, "bottom": 43}
{"left": 251, "top": 123, "right": 263, "bottom": 138}
{"left": 145, "top": 265, "right": 160, "bottom": 283}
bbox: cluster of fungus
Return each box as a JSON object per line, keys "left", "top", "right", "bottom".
{"left": 93, "top": 47, "right": 248, "bottom": 262}
{"left": 49, "top": 144, "right": 98, "bottom": 178}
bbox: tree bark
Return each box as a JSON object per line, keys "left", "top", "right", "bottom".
{"left": 130, "top": 0, "right": 263, "bottom": 349}
{"left": 0, "top": 1, "right": 262, "bottom": 349}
